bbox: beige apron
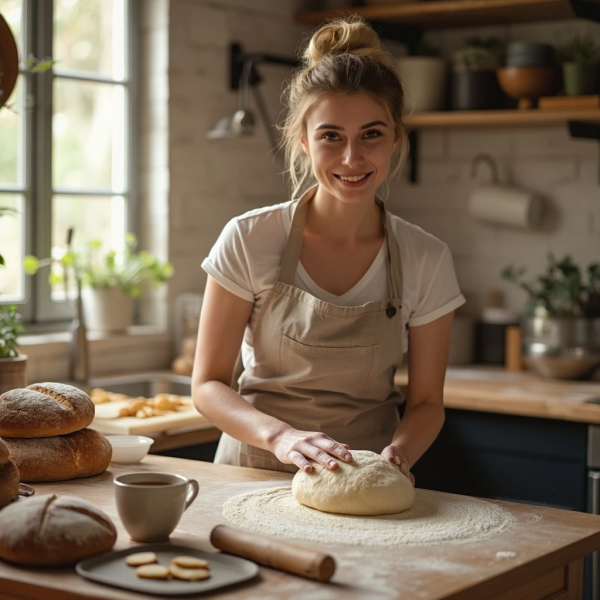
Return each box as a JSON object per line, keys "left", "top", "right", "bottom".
{"left": 214, "top": 188, "right": 405, "bottom": 473}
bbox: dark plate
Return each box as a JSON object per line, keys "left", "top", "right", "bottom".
{"left": 76, "top": 543, "right": 258, "bottom": 596}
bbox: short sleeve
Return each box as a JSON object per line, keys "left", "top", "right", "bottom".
{"left": 408, "top": 245, "right": 465, "bottom": 328}
{"left": 201, "top": 218, "right": 255, "bottom": 302}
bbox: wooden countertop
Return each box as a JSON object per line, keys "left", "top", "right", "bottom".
{"left": 395, "top": 366, "right": 600, "bottom": 425}
{"left": 1, "top": 455, "right": 600, "bottom": 600}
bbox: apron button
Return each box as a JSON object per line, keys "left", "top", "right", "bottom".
{"left": 386, "top": 306, "right": 397, "bottom": 318}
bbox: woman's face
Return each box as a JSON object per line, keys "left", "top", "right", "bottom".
{"left": 302, "top": 92, "right": 398, "bottom": 205}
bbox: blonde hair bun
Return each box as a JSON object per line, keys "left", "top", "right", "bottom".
{"left": 304, "top": 17, "right": 389, "bottom": 69}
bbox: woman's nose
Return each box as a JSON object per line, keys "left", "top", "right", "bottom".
{"left": 341, "top": 142, "right": 364, "bottom": 169}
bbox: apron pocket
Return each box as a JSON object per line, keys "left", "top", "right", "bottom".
{"left": 279, "top": 333, "right": 379, "bottom": 399}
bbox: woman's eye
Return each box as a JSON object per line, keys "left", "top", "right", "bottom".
{"left": 363, "top": 129, "right": 382, "bottom": 139}
{"left": 321, "top": 131, "right": 341, "bottom": 141}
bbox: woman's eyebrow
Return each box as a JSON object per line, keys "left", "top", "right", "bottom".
{"left": 314, "top": 120, "right": 388, "bottom": 131}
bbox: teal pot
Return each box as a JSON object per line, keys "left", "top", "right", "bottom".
{"left": 562, "top": 62, "right": 598, "bottom": 96}
{"left": 452, "top": 70, "right": 502, "bottom": 110}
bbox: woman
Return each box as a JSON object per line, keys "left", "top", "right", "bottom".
{"left": 193, "top": 17, "right": 465, "bottom": 483}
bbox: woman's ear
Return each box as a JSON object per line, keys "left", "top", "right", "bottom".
{"left": 301, "top": 136, "right": 310, "bottom": 156}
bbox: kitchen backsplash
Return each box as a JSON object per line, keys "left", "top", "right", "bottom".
{"left": 138, "top": 0, "right": 600, "bottom": 329}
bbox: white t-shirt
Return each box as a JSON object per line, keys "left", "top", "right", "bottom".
{"left": 202, "top": 198, "right": 465, "bottom": 370}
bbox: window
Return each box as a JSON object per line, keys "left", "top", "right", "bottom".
{"left": 0, "top": 0, "right": 137, "bottom": 322}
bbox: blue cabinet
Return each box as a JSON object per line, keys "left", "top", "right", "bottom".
{"left": 412, "top": 409, "right": 588, "bottom": 511}
{"left": 412, "top": 408, "right": 592, "bottom": 598}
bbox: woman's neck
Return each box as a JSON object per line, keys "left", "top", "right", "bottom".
{"left": 306, "top": 186, "right": 383, "bottom": 243}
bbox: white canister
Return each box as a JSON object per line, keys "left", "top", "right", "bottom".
{"left": 82, "top": 287, "right": 134, "bottom": 332}
{"left": 397, "top": 57, "right": 447, "bottom": 113}
{"left": 468, "top": 184, "right": 544, "bottom": 230}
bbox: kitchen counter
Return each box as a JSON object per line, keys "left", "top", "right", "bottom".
{"left": 395, "top": 366, "right": 600, "bottom": 425}
{"left": 1, "top": 455, "right": 600, "bottom": 600}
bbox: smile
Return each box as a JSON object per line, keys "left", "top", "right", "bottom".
{"left": 334, "top": 172, "right": 372, "bottom": 182}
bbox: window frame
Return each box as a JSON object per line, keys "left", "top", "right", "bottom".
{"left": 0, "top": 0, "right": 138, "bottom": 324}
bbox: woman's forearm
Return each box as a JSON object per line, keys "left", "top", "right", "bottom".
{"left": 390, "top": 400, "right": 445, "bottom": 468}
{"left": 193, "top": 380, "right": 291, "bottom": 452}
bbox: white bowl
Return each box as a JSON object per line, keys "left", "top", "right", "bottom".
{"left": 106, "top": 435, "right": 154, "bottom": 464}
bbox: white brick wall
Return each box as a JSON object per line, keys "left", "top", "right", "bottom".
{"left": 140, "top": 2, "right": 600, "bottom": 337}
{"left": 162, "top": 0, "right": 309, "bottom": 335}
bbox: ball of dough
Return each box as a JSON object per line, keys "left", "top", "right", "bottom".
{"left": 292, "top": 450, "right": 415, "bottom": 516}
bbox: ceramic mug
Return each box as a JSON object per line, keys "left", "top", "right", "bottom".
{"left": 114, "top": 472, "right": 199, "bottom": 542}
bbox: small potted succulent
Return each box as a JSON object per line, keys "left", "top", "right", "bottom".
{"left": 501, "top": 254, "right": 600, "bottom": 379}
{"left": 452, "top": 36, "right": 503, "bottom": 110}
{"left": 25, "top": 233, "right": 174, "bottom": 333}
{"left": 561, "top": 32, "right": 599, "bottom": 96}
{"left": 397, "top": 39, "right": 448, "bottom": 113}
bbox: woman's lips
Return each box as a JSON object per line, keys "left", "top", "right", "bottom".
{"left": 334, "top": 172, "right": 373, "bottom": 187}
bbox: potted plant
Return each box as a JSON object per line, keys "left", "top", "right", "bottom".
{"left": 0, "top": 305, "right": 26, "bottom": 395}
{"left": 561, "top": 32, "right": 599, "bottom": 96}
{"left": 397, "top": 39, "right": 447, "bottom": 113}
{"left": 25, "top": 233, "right": 174, "bottom": 333}
{"left": 452, "top": 36, "right": 503, "bottom": 110}
{"left": 501, "top": 254, "right": 600, "bottom": 379}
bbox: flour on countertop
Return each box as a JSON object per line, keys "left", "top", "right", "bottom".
{"left": 222, "top": 487, "right": 512, "bottom": 547}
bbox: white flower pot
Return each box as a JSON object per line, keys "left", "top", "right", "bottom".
{"left": 82, "top": 287, "right": 134, "bottom": 332}
{"left": 397, "top": 57, "right": 447, "bottom": 113}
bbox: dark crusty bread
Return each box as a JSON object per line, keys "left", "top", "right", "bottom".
{"left": 0, "top": 382, "right": 94, "bottom": 438}
{"left": 4, "top": 428, "right": 112, "bottom": 482}
{"left": 0, "top": 437, "right": 8, "bottom": 467}
{"left": 0, "top": 460, "right": 19, "bottom": 509}
{"left": 0, "top": 494, "right": 117, "bottom": 566}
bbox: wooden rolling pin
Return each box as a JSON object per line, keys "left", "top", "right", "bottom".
{"left": 210, "top": 524, "right": 336, "bottom": 582}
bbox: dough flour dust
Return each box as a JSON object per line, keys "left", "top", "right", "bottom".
{"left": 222, "top": 487, "right": 512, "bottom": 547}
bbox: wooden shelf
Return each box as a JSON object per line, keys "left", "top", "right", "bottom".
{"left": 296, "top": 0, "right": 588, "bottom": 29}
{"left": 403, "top": 108, "right": 600, "bottom": 128}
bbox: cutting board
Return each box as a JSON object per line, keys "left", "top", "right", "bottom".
{"left": 90, "top": 398, "right": 211, "bottom": 435}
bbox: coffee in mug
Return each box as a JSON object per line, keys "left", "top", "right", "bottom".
{"left": 114, "top": 472, "right": 199, "bottom": 542}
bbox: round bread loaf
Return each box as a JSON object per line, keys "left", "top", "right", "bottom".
{"left": 0, "top": 437, "right": 9, "bottom": 467}
{"left": 0, "top": 382, "right": 94, "bottom": 438}
{"left": 0, "top": 460, "right": 19, "bottom": 509}
{"left": 0, "top": 494, "right": 117, "bottom": 566}
{"left": 4, "top": 428, "right": 112, "bottom": 482}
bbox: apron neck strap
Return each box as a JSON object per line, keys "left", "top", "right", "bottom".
{"left": 378, "top": 197, "right": 403, "bottom": 301}
{"left": 277, "top": 190, "right": 312, "bottom": 285}
{"left": 277, "top": 190, "right": 403, "bottom": 302}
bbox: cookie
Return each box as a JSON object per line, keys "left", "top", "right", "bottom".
{"left": 125, "top": 551, "right": 158, "bottom": 567}
{"left": 136, "top": 564, "right": 170, "bottom": 579}
{"left": 169, "top": 564, "right": 210, "bottom": 581}
{"left": 171, "top": 555, "right": 209, "bottom": 569}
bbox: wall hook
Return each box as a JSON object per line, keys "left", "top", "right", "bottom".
{"left": 471, "top": 154, "right": 499, "bottom": 184}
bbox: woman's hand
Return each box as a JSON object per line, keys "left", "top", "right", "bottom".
{"left": 270, "top": 428, "right": 353, "bottom": 473}
{"left": 381, "top": 444, "right": 415, "bottom": 486}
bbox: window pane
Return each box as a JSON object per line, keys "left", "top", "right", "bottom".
{"left": 0, "top": 0, "right": 23, "bottom": 57}
{"left": 0, "top": 194, "right": 24, "bottom": 300}
{"left": 52, "top": 194, "right": 126, "bottom": 295}
{"left": 53, "top": 79, "right": 126, "bottom": 191}
{"left": 53, "top": 0, "right": 126, "bottom": 79}
{"left": 0, "top": 74, "right": 23, "bottom": 185}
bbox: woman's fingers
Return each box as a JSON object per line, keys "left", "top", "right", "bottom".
{"left": 274, "top": 429, "right": 352, "bottom": 470}
{"left": 290, "top": 450, "right": 312, "bottom": 473}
